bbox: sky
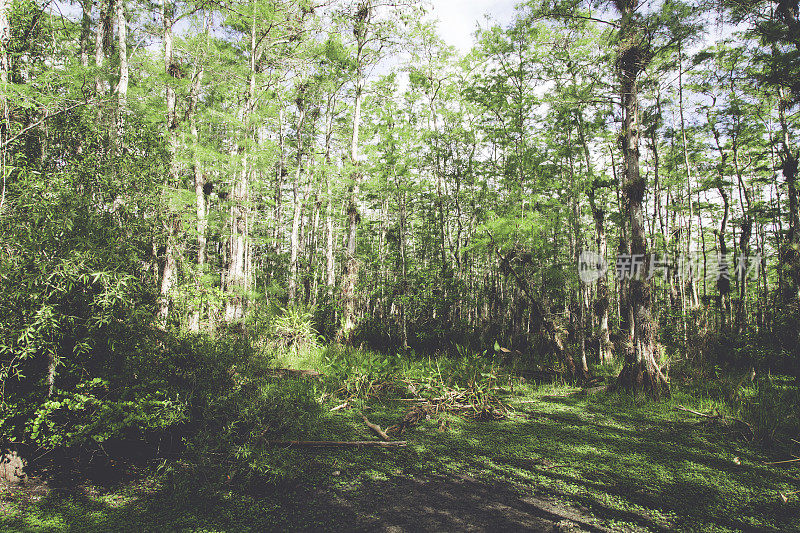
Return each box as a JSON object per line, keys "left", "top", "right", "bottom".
{"left": 429, "top": 0, "right": 520, "bottom": 53}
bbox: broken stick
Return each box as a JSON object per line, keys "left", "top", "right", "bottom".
{"left": 360, "top": 412, "right": 391, "bottom": 441}
{"left": 763, "top": 458, "right": 800, "bottom": 465}
{"left": 674, "top": 405, "right": 754, "bottom": 438}
{"left": 675, "top": 405, "right": 721, "bottom": 418}
{"left": 267, "top": 440, "right": 406, "bottom": 447}
{"left": 330, "top": 402, "right": 349, "bottom": 412}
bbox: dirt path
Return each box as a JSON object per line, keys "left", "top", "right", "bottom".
{"left": 2, "top": 471, "right": 636, "bottom": 532}
{"left": 287, "top": 473, "right": 617, "bottom": 532}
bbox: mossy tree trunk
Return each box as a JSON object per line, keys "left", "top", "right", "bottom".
{"left": 613, "top": 0, "right": 668, "bottom": 396}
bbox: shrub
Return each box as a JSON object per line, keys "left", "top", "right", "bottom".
{"left": 186, "top": 376, "right": 323, "bottom": 484}
{"left": 270, "top": 305, "right": 322, "bottom": 354}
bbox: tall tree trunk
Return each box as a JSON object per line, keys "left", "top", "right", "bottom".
{"left": 733, "top": 142, "right": 752, "bottom": 334}
{"left": 0, "top": 0, "right": 7, "bottom": 215}
{"left": 274, "top": 107, "right": 285, "bottom": 254}
{"left": 339, "top": 68, "right": 363, "bottom": 342}
{"left": 95, "top": 0, "right": 114, "bottom": 113}
{"left": 115, "top": 0, "right": 127, "bottom": 151}
{"left": 614, "top": 0, "right": 667, "bottom": 396}
{"left": 188, "top": 12, "right": 209, "bottom": 332}
{"left": 157, "top": 0, "right": 179, "bottom": 326}
{"left": 289, "top": 104, "right": 306, "bottom": 303}
{"left": 323, "top": 98, "right": 336, "bottom": 294}
{"left": 778, "top": 87, "right": 800, "bottom": 305}
{"left": 80, "top": 0, "right": 90, "bottom": 68}
{"left": 678, "top": 45, "right": 699, "bottom": 310}
{"left": 95, "top": 0, "right": 106, "bottom": 95}
{"left": 577, "top": 111, "right": 613, "bottom": 364}
{"left": 398, "top": 182, "right": 408, "bottom": 349}
{"left": 225, "top": 11, "right": 257, "bottom": 322}
{"left": 567, "top": 128, "right": 588, "bottom": 374}
{"left": 716, "top": 186, "right": 731, "bottom": 331}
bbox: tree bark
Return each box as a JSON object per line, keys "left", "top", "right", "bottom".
{"left": 188, "top": 12, "right": 209, "bottom": 333}
{"left": 225, "top": 10, "right": 258, "bottom": 322}
{"left": 339, "top": 26, "right": 365, "bottom": 342}
{"left": 289, "top": 103, "right": 307, "bottom": 303}
{"left": 577, "top": 111, "right": 613, "bottom": 365}
{"left": 157, "top": 0, "right": 179, "bottom": 326}
{"left": 324, "top": 98, "right": 336, "bottom": 294}
{"left": 613, "top": 0, "right": 668, "bottom": 396}
{"left": 115, "top": 0, "right": 128, "bottom": 151}
{"left": 80, "top": 0, "right": 90, "bottom": 68}
{"left": 0, "top": 0, "right": 7, "bottom": 214}
{"left": 778, "top": 87, "right": 800, "bottom": 305}
{"left": 715, "top": 186, "right": 731, "bottom": 330}
{"left": 274, "top": 107, "right": 285, "bottom": 254}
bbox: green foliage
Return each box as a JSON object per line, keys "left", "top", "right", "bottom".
{"left": 689, "top": 371, "right": 800, "bottom": 444}
{"left": 187, "top": 376, "right": 323, "bottom": 484}
{"left": 26, "top": 379, "right": 186, "bottom": 449}
{"left": 270, "top": 304, "right": 323, "bottom": 354}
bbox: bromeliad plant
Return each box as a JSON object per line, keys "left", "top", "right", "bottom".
{"left": 271, "top": 305, "right": 323, "bottom": 355}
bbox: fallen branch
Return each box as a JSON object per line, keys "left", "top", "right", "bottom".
{"left": 675, "top": 405, "right": 721, "bottom": 419}
{"left": 268, "top": 368, "right": 323, "bottom": 379}
{"left": 330, "top": 402, "right": 349, "bottom": 412}
{"left": 391, "top": 398, "right": 429, "bottom": 402}
{"left": 267, "top": 440, "right": 406, "bottom": 447}
{"left": 780, "top": 489, "right": 800, "bottom": 502}
{"left": 360, "top": 413, "right": 391, "bottom": 441}
{"left": 763, "top": 458, "right": 800, "bottom": 465}
{"left": 674, "top": 405, "right": 754, "bottom": 438}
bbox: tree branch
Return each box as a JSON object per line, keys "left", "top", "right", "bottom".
{"left": 1, "top": 100, "right": 93, "bottom": 150}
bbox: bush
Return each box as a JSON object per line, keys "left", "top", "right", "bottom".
{"left": 186, "top": 376, "right": 323, "bottom": 484}
{"left": 270, "top": 305, "right": 323, "bottom": 355}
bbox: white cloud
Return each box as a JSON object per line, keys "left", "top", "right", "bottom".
{"left": 430, "top": 0, "right": 519, "bottom": 53}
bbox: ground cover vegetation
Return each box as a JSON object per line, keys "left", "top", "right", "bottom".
{"left": 1, "top": 0, "right": 799, "bottom": 530}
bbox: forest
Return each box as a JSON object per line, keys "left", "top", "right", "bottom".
{"left": 1, "top": 0, "right": 799, "bottom": 530}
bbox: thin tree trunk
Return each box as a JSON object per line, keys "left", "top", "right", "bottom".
{"left": 115, "top": 0, "right": 127, "bottom": 151}
{"left": 577, "top": 111, "right": 613, "bottom": 364}
{"left": 188, "top": 12, "right": 209, "bottom": 333}
{"left": 274, "top": 107, "right": 285, "bottom": 254}
{"left": 567, "top": 128, "right": 588, "bottom": 374}
{"left": 733, "top": 144, "right": 752, "bottom": 333}
{"left": 225, "top": 11, "right": 257, "bottom": 322}
{"left": 339, "top": 67, "right": 363, "bottom": 342}
{"left": 289, "top": 103, "right": 307, "bottom": 303}
{"left": 324, "top": 99, "right": 336, "bottom": 293}
{"left": 716, "top": 186, "right": 731, "bottom": 331}
{"left": 95, "top": 0, "right": 106, "bottom": 95}
{"left": 95, "top": 0, "right": 113, "bottom": 114}
{"left": 0, "top": 0, "right": 9, "bottom": 214}
{"left": 80, "top": 0, "right": 90, "bottom": 68}
{"left": 157, "top": 0, "right": 179, "bottom": 326}
{"left": 678, "top": 44, "right": 698, "bottom": 310}
{"left": 778, "top": 87, "right": 800, "bottom": 304}
{"left": 399, "top": 184, "right": 408, "bottom": 349}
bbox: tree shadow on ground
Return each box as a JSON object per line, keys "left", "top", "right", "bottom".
{"left": 2, "top": 392, "right": 799, "bottom": 532}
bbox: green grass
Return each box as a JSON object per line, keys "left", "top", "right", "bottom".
{"left": 3, "top": 353, "right": 799, "bottom": 532}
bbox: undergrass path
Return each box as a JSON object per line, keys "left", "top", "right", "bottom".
{"left": 2, "top": 384, "right": 799, "bottom": 532}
